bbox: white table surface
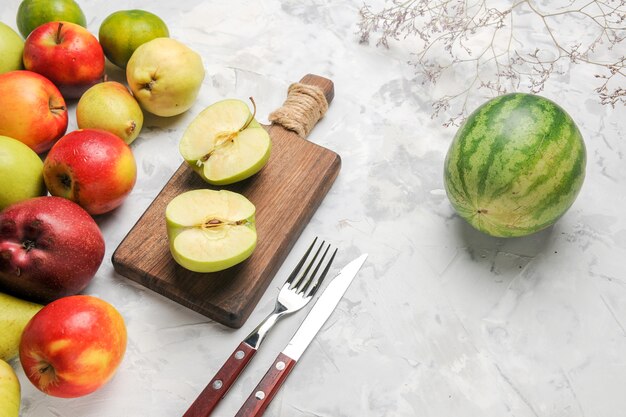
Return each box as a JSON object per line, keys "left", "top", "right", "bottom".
{"left": 2, "top": 0, "right": 625, "bottom": 416}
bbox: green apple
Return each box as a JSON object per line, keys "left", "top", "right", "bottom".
{"left": 76, "top": 81, "right": 144, "bottom": 144}
{"left": 126, "top": 37, "right": 205, "bottom": 117}
{"left": 16, "top": 0, "right": 86, "bottom": 38}
{"left": 99, "top": 9, "right": 169, "bottom": 69}
{"left": 0, "top": 359, "right": 20, "bottom": 417}
{"left": 179, "top": 99, "right": 271, "bottom": 185}
{"left": 165, "top": 189, "right": 257, "bottom": 273}
{"left": 0, "top": 23, "right": 24, "bottom": 74}
{"left": 0, "top": 292, "right": 43, "bottom": 361}
{"left": 0, "top": 136, "right": 46, "bottom": 210}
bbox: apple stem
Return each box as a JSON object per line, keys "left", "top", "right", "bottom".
{"left": 55, "top": 22, "right": 64, "bottom": 45}
{"left": 240, "top": 97, "right": 257, "bottom": 132}
{"left": 49, "top": 102, "right": 67, "bottom": 113}
{"left": 22, "top": 240, "right": 36, "bottom": 252}
{"left": 200, "top": 98, "right": 258, "bottom": 162}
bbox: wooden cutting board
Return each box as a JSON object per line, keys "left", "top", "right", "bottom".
{"left": 112, "top": 74, "right": 339, "bottom": 328}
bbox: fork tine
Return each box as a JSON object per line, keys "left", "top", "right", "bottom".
{"left": 290, "top": 239, "right": 325, "bottom": 290}
{"left": 284, "top": 237, "right": 318, "bottom": 286}
{"left": 299, "top": 243, "right": 330, "bottom": 294}
{"left": 304, "top": 247, "right": 337, "bottom": 297}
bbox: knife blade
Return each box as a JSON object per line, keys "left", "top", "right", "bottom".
{"left": 234, "top": 253, "right": 368, "bottom": 417}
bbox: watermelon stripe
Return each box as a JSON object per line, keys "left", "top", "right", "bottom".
{"left": 531, "top": 130, "right": 585, "bottom": 221}
{"left": 512, "top": 105, "right": 567, "bottom": 202}
{"left": 479, "top": 94, "right": 532, "bottom": 200}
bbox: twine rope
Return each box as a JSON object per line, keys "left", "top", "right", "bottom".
{"left": 268, "top": 83, "right": 328, "bottom": 137}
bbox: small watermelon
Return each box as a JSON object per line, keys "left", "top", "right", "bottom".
{"left": 444, "top": 93, "right": 586, "bottom": 237}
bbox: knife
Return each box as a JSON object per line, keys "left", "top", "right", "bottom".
{"left": 234, "top": 253, "right": 368, "bottom": 417}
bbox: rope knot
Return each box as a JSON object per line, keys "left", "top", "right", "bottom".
{"left": 268, "top": 83, "right": 328, "bottom": 137}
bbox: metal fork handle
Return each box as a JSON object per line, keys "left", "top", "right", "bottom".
{"left": 243, "top": 305, "right": 288, "bottom": 349}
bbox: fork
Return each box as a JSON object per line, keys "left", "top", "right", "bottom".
{"left": 182, "top": 237, "right": 337, "bottom": 417}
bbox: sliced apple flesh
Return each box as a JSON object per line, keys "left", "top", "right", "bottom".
{"left": 165, "top": 189, "right": 257, "bottom": 273}
{"left": 179, "top": 98, "right": 271, "bottom": 185}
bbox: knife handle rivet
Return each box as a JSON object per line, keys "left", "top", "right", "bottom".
{"left": 275, "top": 361, "right": 285, "bottom": 371}
{"left": 255, "top": 391, "right": 266, "bottom": 400}
{"left": 212, "top": 380, "right": 223, "bottom": 390}
{"left": 235, "top": 350, "right": 245, "bottom": 360}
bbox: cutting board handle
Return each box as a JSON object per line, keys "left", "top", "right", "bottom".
{"left": 268, "top": 74, "right": 334, "bottom": 138}
{"left": 299, "top": 74, "right": 334, "bottom": 105}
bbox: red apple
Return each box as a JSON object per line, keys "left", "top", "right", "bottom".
{"left": 0, "top": 70, "right": 68, "bottom": 153}
{"left": 19, "top": 295, "right": 127, "bottom": 398}
{"left": 0, "top": 196, "right": 105, "bottom": 303}
{"left": 23, "top": 21, "right": 105, "bottom": 99}
{"left": 43, "top": 129, "right": 137, "bottom": 215}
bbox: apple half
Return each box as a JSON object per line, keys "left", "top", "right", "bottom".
{"left": 165, "top": 189, "right": 257, "bottom": 273}
{"left": 179, "top": 98, "right": 271, "bottom": 185}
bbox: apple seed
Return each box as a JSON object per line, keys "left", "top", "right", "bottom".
{"left": 202, "top": 218, "right": 249, "bottom": 229}
{"left": 204, "top": 219, "right": 222, "bottom": 227}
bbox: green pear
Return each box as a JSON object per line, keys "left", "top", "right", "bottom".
{"left": 126, "top": 37, "right": 205, "bottom": 117}
{"left": 0, "top": 292, "right": 43, "bottom": 361}
{"left": 0, "top": 22, "right": 24, "bottom": 74}
{"left": 0, "top": 136, "right": 46, "bottom": 210}
{"left": 0, "top": 359, "right": 20, "bottom": 417}
{"left": 76, "top": 81, "right": 144, "bottom": 144}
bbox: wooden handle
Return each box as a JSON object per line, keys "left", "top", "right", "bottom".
{"left": 268, "top": 74, "right": 334, "bottom": 139}
{"left": 182, "top": 342, "right": 257, "bottom": 417}
{"left": 234, "top": 352, "right": 297, "bottom": 417}
{"left": 299, "top": 74, "right": 334, "bottom": 105}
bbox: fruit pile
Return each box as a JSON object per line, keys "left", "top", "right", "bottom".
{"left": 0, "top": 0, "right": 223, "bottom": 410}
{"left": 0, "top": 0, "right": 275, "bottom": 408}
{"left": 0, "top": 0, "right": 206, "bottom": 217}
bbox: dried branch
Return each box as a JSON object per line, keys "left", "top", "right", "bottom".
{"left": 358, "top": 0, "right": 626, "bottom": 125}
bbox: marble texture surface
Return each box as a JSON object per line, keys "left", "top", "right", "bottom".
{"left": 2, "top": 0, "right": 625, "bottom": 416}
